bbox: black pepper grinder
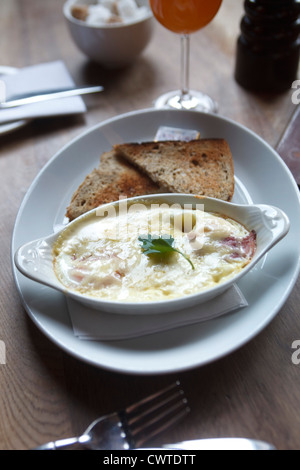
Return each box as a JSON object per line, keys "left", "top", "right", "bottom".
{"left": 234, "top": 0, "right": 300, "bottom": 93}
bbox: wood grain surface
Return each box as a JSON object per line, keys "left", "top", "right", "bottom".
{"left": 0, "top": 0, "right": 299, "bottom": 451}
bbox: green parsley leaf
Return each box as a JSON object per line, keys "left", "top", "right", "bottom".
{"left": 138, "top": 234, "right": 195, "bottom": 270}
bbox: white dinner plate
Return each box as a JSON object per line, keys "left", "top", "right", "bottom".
{"left": 0, "top": 66, "right": 30, "bottom": 135}
{"left": 11, "top": 108, "right": 300, "bottom": 375}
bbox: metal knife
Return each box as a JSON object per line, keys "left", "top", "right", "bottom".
{"left": 0, "top": 85, "right": 104, "bottom": 108}
{"left": 160, "top": 438, "right": 275, "bottom": 450}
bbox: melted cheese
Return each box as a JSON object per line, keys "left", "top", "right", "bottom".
{"left": 53, "top": 204, "right": 255, "bottom": 302}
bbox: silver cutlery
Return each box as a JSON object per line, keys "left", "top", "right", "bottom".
{"left": 33, "top": 379, "right": 275, "bottom": 451}
{"left": 34, "top": 381, "right": 190, "bottom": 450}
{"left": 162, "top": 437, "right": 275, "bottom": 450}
{"left": 0, "top": 85, "right": 104, "bottom": 108}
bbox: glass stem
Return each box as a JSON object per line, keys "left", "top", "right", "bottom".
{"left": 180, "top": 34, "right": 190, "bottom": 100}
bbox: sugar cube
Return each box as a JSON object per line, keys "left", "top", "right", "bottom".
{"left": 117, "top": 0, "right": 139, "bottom": 19}
{"left": 86, "top": 5, "right": 111, "bottom": 25}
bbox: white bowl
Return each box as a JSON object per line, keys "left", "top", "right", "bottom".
{"left": 14, "top": 194, "right": 289, "bottom": 315}
{"left": 63, "top": 0, "right": 154, "bottom": 68}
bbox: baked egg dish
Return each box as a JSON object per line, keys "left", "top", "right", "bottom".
{"left": 53, "top": 201, "right": 256, "bottom": 302}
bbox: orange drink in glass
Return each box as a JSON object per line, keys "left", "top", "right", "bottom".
{"left": 149, "top": 0, "right": 223, "bottom": 111}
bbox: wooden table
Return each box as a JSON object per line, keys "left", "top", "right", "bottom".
{"left": 0, "top": 0, "right": 299, "bottom": 451}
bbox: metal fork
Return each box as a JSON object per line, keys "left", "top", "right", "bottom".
{"left": 34, "top": 381, "right": 189, "bottom": 450}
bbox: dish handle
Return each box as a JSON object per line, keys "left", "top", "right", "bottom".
{"left": 14, "top": 236, "right": 60, "bottom": 290}
{"left": 255, "top": 204, "right": 290, "bottom": 247}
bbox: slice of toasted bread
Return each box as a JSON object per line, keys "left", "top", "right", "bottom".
{"left": 114, "top": 139, "right": 235, "bottom": 201}
{"left": 65, "top": 150, "right": 163, "bottom": 221}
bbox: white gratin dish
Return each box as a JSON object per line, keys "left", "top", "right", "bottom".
{"left": 14, "top": 194, "right": 290, "bottom": 315}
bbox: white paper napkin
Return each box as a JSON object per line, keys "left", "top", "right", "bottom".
{"left": 0, "top": 61, "right": 86, "bottom": 124}
{"left": 66, "top": 285, "right": 248, "bottom": 341}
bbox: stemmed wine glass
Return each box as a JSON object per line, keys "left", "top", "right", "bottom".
{"left": 149, "top": 0, "right": 223, "bottom": 112}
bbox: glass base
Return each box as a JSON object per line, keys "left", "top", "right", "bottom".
{"left": 153, "top": 90, "right": 218, "bottom": 113}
